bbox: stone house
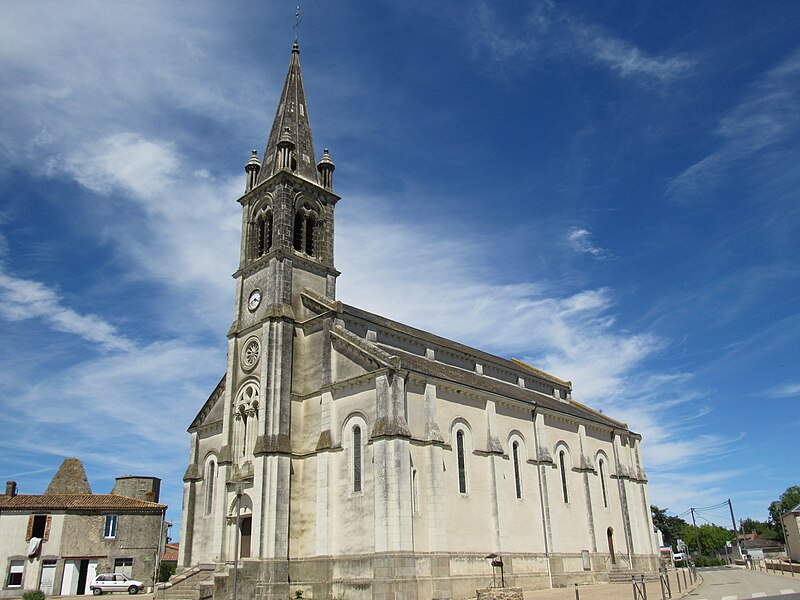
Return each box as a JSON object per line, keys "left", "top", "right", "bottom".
{"left": 176, "top": 42, "right": 659, "bottom": 600}
{"left": 1, "top": 459, "right": 167, "bottom": 597}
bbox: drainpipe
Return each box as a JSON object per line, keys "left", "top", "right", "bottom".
{"left": 532, "top": 405, "right": 553, "bottom": 588}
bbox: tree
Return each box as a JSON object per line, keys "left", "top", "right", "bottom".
{"left": 680, "top": 524, "right": 735, "bottom": 555}
{"left": 740, "top": 517, "right": 779, "bottom": 540}
{"left": 768, "top": 485, "right": 800, "bottom": 533}
{"left": 651, "top": 505, "right": 689, "bottom": 548}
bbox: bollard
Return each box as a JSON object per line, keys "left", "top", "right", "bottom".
{"left": 675, "top": 569, "right": 682, "bottom": 593}
{"left": 682, "top": 569, "right": 687, "bottom": 588}
{"left": 642, "top": 574, "right": 648, "bottom": 600}
{"left": 659, "top": 571, "right": 667, "bottom": 600}
{"left": 632, "top": 575, "right": 637, "bottom": 600}
{"left": 574, "top": 583, "right": 580, "bottom": 600}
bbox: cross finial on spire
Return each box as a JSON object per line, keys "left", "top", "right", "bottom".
{"left": 294, "top": 6, "right": 301, "bottom": 46}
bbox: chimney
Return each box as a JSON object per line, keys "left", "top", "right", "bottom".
{"left": 5, "top": 481, "right": 17, "bottom": 496}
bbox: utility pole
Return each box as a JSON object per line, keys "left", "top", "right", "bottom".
{"left": 728, "top": 499, "right": 741, "bottom": 559}
{"left": 690, "top": 508, "right": 701, "bottom": 556}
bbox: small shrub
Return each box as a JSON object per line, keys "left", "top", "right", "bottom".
{"left": 293, "top": 591, "right": 304, "bottom": 600}
{"left": 23, "top": 591, "right": 46, "bottom": 600}
{"left": 159, "top": 561, "right": 177, "bottom": 582}
{"left": 694, "top": 556, "right": 725, "bottom": 567}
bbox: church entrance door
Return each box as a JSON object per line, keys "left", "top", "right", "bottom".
{"left": 240, "top": 516, "right": 252, "bottom": 558}
{"left": 607, "top": 527, "right": 616, "bottom": 564}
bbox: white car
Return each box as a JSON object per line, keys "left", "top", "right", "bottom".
{"left": 89, "top": 573, "right": 145, "bottom": 595}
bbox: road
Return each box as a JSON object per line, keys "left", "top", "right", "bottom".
{"left": 687, "top": 566, "right": 799, "bottom": 600}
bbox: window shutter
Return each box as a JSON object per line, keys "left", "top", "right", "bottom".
{"left": 26, "top": 515, "right": 34, "bottom": 541}
{"left": 44, "top": 516, "right": 52, "bottom": 541}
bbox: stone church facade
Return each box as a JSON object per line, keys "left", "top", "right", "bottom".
{"left": 177, "top": 42, "right": 659, "bottom": 600}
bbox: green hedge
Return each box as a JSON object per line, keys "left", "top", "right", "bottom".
{"left": 694, "top": 556, "right": 726, "bottom": 567}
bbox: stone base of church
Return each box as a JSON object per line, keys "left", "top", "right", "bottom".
{"left": 206, "top": 552, "right": 660, "bottom": 600}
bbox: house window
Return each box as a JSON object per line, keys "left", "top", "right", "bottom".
{"left": 205, "top": 460, "right": 216, "bottom": 515}
{"left": 6, "top": 561, "right": 23, "bottom": 588}
{"left": 353, "top": 425, "right": 362, "bottom": 493}
{"left": 104, "top": 514, "right": 118, "bottom": 538}
{"left": 559, "top": 450, "right": 569, "bottom": 503}
{"left": 512, "top": 441, "right": 522, "bottom": 499}
{"left": 456, "top": 430, "right": 467, "bottom": 494}
{"left": 114, "top": 558, "right": 133, "bottom": 578}
{"left": 27, "top": 514, "right": 50, "bottom": 541}
{"left": 599, "top": 458, "right": 608, "bottom": 508}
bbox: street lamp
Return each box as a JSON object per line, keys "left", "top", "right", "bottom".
{"left": 232, "top": 485, "right": 242, "bottom": 600}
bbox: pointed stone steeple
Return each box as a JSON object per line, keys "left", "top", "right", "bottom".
{"left": 257, "top": 42, "right": 320, "bottom": 185}
{"left": 45, "top": 458, "right": 92, "bottom": 495}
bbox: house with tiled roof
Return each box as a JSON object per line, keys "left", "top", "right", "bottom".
{"left": 1, "top": 458, "right": 167, "bottom": 597}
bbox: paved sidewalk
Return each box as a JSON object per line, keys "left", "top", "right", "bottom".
{"left": 521, "top": 572, "right": 702, "bottom": 600}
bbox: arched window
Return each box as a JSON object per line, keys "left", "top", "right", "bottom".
{"left": 456, "top": 430, "right": 467, "bottom": 494}
{"left": 293, "top": 207, "right": 318, "bottom": 257}
{"left": 234, "top": 382, "right": 260, "bottom": 463}
{"left": 411, "top": 469, "right": 419, "bottom": 515}
{"left": 293, "top": 212, "right": 304, "bottom": 251}
{"left": 205, "top": 460, "right": 216, "bottom": 515}
{"left": 512, "top": 441, "right": 522, "bottom": 499}
{"left": 255, "top": 212, "right": 273, "bottom": 257}
{"left": 305, "top": 214, "right": 315, "bottom": 255}
{"left": 559, "top": 450, "right": 570, "bottom": 503}
{"left": 599, "top": 458, "right": 608, "bottom": 508}
{"left": 353, "top": 425, "right": 362, "bottom": 493}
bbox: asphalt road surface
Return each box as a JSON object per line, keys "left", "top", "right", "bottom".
{"left": 687, "top": 566, "right": 799, "bottom": 600}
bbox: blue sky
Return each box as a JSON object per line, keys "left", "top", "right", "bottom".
{"left": 1, "top": 1, "right": 798, "bottom": 536}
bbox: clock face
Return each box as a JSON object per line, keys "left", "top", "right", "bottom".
{"left": 248, "top": 289, "right": 262, "bottom": 311}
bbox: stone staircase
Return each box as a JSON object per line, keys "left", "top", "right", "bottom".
{"left": 608, "top": 565, "right": 660, "bottom": 584}
{"left": 157, "top": 563, "right": 216, "bottom": 600}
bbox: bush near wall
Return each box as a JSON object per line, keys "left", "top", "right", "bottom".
{"left": 694, "top": 556, "right": 726, "bottom": 567}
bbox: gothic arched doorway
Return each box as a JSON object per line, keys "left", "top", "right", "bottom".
{"left": 607, "top": 527, "right": 616, "bottom": 564}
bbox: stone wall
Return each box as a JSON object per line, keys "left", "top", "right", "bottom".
{"left": 60, "top": 512, "right": 164, "bottom": 587}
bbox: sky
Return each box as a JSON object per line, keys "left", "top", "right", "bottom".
{"left": 1, "top": 1, "right": 798, "bottom": 538}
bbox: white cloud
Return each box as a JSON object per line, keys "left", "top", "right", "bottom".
{"left": 48, "top": 132, "right": 243, "bottom": 331}
{"left": 768, "top": 382, "right": 800, "bottom": 398}
{"left": 54, "top": 133, "right": 179, "bottom": 199}
{"left": 668, "top": 48, "right": 800, "bottom": 197}
{"left": 566, "top": 227, "right": 608, "bottom": 259}
{"left": 467, "top": 1, "right": 694, "bottom": 83}
{"left": 0, "top": 270, "right": 132, "bottom": 351}
{"left": 568, "top": 22, "right": 695, "bottom": 81}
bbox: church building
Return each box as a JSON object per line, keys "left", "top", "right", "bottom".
{"left": 177, "top": 42, "right": 659, "bottom": 600}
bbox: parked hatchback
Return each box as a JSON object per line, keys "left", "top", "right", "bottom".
{"left": 89, "top": 573, "right": 145, "bottom": 595}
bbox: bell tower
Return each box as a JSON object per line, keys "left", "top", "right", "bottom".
{"left": 213, "top": 41, "right": 339, "bottom": 591}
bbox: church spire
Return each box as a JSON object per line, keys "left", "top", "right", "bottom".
{"left": 257, "top": 43, "right": 320, "bottom": 185}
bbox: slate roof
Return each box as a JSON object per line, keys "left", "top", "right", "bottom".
{"left": 342, "top": 303, "right": 571, "bottom": 388}
{"left": 0, "top": 494, "right": 166, "bottom": 512}
{"left": 392, "top": 346, "right": 626, "bottom": 430}
{"left": 342, "top": 303, "right": 629, "bottom": 431}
